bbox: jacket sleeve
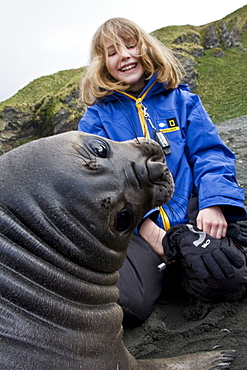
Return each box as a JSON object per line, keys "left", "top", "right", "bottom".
{"left": 185, "top": 95, "right": 246, "bottom": 220}
{"left": 78, "top": 107, "right": 108, "bottom": 138}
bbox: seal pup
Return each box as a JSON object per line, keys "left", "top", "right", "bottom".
{"left": 0, "top": 131, "right": 235, "bottom": 369}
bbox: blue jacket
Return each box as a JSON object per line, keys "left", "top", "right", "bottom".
{"left": 78, "top": 74, "right": 246, "bottom": 229}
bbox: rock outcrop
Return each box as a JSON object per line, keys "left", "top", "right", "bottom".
{"left": 0, "top": 89, "right": 85, "bottom": 155}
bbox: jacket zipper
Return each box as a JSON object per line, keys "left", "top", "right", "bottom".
{"left": 115, "top": 87, "right": 171, "bottom": 230}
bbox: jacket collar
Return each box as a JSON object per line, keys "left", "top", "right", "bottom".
{"left": 105, "top": 73, "right": 167, "bottom": 103}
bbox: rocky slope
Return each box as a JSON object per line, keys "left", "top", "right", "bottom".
{"left": 217, "top": 115, "right": 247, "bottom": 198}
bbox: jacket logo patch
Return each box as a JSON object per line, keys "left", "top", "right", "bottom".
{"left": 158, "top": 117, "right": 179, "bottom": 133}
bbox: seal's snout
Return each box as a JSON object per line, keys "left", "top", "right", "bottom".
{"left": 146, "top": 155, "right": 168, "bottom": 184}
{"left": 146, "top": 151, "right": 173, "bottom": 186}
{"left": 127, "top": 138, "right": 174, "bottom": 196}
{"left": 146, "top": 155, "right": 174, "bottom": 204}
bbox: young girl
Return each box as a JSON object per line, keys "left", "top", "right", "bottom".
{"left": 78, "top": 17, "right": 247, "bottom": 326}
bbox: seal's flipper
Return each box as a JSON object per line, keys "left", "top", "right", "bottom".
{"left": 137, "top": 349, "right": 236, "bottom": 369}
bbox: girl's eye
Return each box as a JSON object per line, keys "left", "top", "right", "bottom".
{"left": 108, "top": 47, "right": 116, "bottom": 57}
{"left": 115, "top": 210, "right": 133, "bottom": 232}
{"left": 108, "top": 51, "right": 116, "bottom": 57}
{"left": 126, "top": 44, "right": 136, "bottom": 49}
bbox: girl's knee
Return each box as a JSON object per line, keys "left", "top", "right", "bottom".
{"left": 118, "top": 293, "right": 156, "bottom": 327}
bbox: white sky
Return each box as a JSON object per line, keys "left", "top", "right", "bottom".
{"left": 1, "top": 0, "right": 246, "bottom": 102}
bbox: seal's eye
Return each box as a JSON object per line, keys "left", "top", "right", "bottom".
{"left": 115, "top": 210, "right": 133, "bottom": 232}
{"left": 93, "top": 143, "right": 108, "bottom": 158}
{"left": 86, "top": 139, "right": 110, "bottom": 158}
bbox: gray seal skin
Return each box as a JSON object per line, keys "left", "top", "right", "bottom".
{"left": 0, "top": 131, "right": 235, "bottom": 369}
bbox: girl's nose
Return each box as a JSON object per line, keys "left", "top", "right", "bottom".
{"left": 118, "top": 46, "right": 131, "bottom": 59}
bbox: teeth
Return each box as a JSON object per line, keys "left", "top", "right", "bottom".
{"left": 121, "top": 64, "right": 136, "bottom": 71}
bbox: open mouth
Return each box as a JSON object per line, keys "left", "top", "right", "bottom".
{"left": 120, "top": 63, "right": 137, "bottom": 72}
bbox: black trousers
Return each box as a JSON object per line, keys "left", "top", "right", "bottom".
{"left": 117, "top": 235, "right": 164, "bottom": 326}
{"left": 117, "top": 234, "right": 247, "bottom": 327}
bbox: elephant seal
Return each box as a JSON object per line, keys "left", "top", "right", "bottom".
{"left": 0, "top": 132, "right": 235, "bottom": 369}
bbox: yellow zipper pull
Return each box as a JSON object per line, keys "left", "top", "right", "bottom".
{"left": 135, "top": 100, "right": 150, "bottom": 138}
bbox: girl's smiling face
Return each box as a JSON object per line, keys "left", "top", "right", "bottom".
{"left": 105, "top": 37, "right": 146, "bottom": 93}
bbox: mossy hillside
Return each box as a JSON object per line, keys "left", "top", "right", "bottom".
{"left": 0, "top": 5, "right": 246, "bottom": 127}
{"left": 151, "top": 25, "right": 201, "bottom": 49}
{"left": 0, "top": 67, "right": 86, "bottom": 138}
{"left": 217, "top": 4, "right": 247, "bottom": 32}
{"left": 33, "top": 70, "right": 86, "bottom": 135}
{"left": 0, "top": 68, "right": 84, "bottom": 110}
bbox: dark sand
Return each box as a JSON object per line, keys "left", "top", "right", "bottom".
{"left": 124, "top": 271, "right": 247, "bottom": 369}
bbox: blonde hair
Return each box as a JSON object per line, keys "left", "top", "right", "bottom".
{"left": 81, "top": 18, "right": 182, "bottom": 105}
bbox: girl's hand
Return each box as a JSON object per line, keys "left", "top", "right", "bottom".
{"left": 139, "top": 218, "right": 167, "bottom": 261}
{"left": 196, "top": 206, "right": 227, "bottom": 239}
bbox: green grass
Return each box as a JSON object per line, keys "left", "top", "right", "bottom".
{"left": 195, "top": 46, "right": 247, "bottom": 122}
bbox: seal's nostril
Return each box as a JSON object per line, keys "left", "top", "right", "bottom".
{"left": 146, "top": 156, "right": 168, "bottom": 184}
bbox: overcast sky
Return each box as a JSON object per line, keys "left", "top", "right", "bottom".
{"left": 1, "top": 0, "right": 246, "bottom": 102}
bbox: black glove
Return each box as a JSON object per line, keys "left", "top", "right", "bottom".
{"left": 162, "top": 224, "right": 244, "bottom": 282}
{"left": 227, "top": 221, "right": 247, "bottom": 248}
